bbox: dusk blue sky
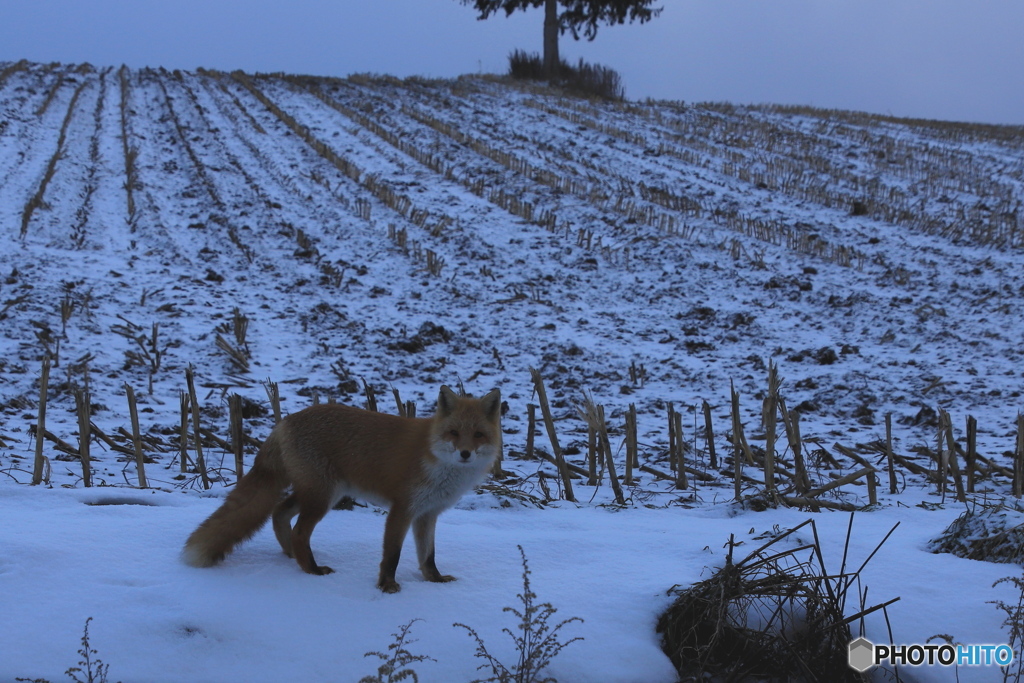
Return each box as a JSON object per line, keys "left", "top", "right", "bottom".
{"left": 1, "top": 0, "right": 1021, "bottom": 124}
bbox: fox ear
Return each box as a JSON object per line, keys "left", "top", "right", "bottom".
{"left": 480, "top": 388, "right": 501, "bottom": 420}
{"left": 438, "top": 385, "right": 459, "bottom": 416}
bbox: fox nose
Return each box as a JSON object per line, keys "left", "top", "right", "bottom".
{"left": 459, "top": 450, "right": 472, "bottom": 461}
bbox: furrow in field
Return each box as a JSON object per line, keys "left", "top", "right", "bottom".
{"left": 0, "top": 65, "right": 81, "bottom": 239}
{"left": 120, "top": 68, "right": 220, "bottom": 264}
{"left": 301, "top": 76, "right": 639, "bottom": 263}
{"left": 19, "top": 69, "right": 104, "bottom": 248}
{"left": 560, "top": 95, "right": 1024, "bottom": 251}
{"left": 0, "top": 64, "right": 57, "bottom": 196}
{"left": 341, "top": 75, "right": 701, "bottom": 252}
{"left": 341, "top": 76, "right": 867, "bottom": 274}
{"left": 466, "top": 82, "right": 878, "bottom": 268}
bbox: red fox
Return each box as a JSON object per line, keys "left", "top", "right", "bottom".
{"left": 182, "top": 385, "right": 501, "bottom": 593}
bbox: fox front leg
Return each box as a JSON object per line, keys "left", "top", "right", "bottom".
{"left": 378, "top": 505, "right": 413, "bottom": 593}
{"left": 413, "top": 512, "right": 455, "bottom": 584}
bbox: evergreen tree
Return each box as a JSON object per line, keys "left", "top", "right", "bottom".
{"left": 463, "top": 0, "right": 662, "bottom": 78}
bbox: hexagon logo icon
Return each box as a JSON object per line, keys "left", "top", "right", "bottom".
{"left": 848, "top": 637, "right": 875, "bottom": 672}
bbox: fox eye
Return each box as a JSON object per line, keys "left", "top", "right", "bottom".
{"left": 449, "top": 429, "right": 459, "bottom": 438}
{"left": 473, "top": 432, "right": 484, "bottom": 439}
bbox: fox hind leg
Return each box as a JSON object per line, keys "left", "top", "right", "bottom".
{"left": 272, "top": 493, "right": 299, "bottom": 558}
{"left": 290, "top": 494, "right": 334, "bottom": 576}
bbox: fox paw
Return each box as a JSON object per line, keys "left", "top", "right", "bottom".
{"left": 427, "top": 574, "right": 457, "bottom": 583}
{"left": 306, "top": 565, "right": 334, "bottom": 576}
{"left": 378, "top": 578, "right": 401, "bottom": 593}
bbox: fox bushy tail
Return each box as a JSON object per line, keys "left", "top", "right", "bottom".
{"left": 182, "top": 433, "right": 288, "bottom": 567}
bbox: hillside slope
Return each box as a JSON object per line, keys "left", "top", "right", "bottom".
{"left": 1, "top": 60, "right": 1022, "bottom": 500}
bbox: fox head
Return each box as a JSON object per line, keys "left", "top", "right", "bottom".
{"left": 431, "top": 385, "right": 502, "bottom": 466}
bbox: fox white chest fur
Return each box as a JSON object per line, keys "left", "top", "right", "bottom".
{"left": 412, "top": 442, "right": 498, "bottom": 515}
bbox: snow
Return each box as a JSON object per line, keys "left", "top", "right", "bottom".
{"left": 1, "top": 485, "right": 1018, "bottom": 682}
{"left": 1, "top": 60, "right": 1024, "bottom": 681}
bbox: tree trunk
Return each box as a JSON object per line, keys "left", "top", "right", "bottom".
{"left": 543, "top": 0, "right": 560, "bottom": 79}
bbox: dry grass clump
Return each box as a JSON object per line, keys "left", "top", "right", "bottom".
{"left": 508, "top": 50, "right": 624, "bottom": 101}
{"left": 657, "top": 517, "right": 897, "bottom": 682}
{"left": 929, "top": 504, "right": 1024, "bottom": 564}
{"left": 0, "top": 58, "right": 29, "bottom": 88}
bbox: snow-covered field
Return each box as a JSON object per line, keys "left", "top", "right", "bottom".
{"left": 1, "top": 59, "right": 1023, "bottom": 682}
